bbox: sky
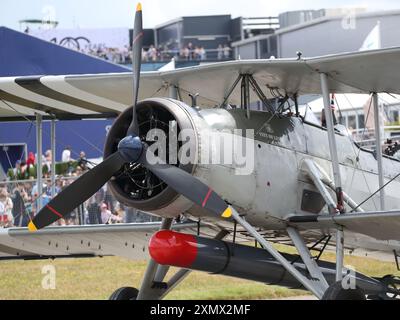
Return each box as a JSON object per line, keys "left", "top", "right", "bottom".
{"left": 1, "top": 0, "right": 400, "bottom": 31}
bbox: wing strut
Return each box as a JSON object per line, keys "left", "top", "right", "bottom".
{"left": 320, "top": 73, "right": 345, "bottom": 282}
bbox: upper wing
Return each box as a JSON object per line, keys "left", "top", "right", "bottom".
{"left": 0, "top": 222, "right": 219, "bottom": 261}
{"left": 1, "top": 47, "right": 400, "bottom": 116}
{"left": 288, "top": 211, "right": 400, "bottom": 242}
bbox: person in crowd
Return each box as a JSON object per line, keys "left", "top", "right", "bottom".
{"left": 0, "top": 187, "right": 13, "bottom": 227}
{"left": 217, "top": 44, "right": 224, "bottom": 60}
{"left": 74, "top": 166, "right": 83, "bottom": 177}
{"left": 182, "top": 46, "right": 190, "bottom": 60}
{"left": 77, "top": 151, "right": 88, "bottom": 171}
{"left": 62, "top": 146, "right": 72, "bottom": 163}
{"left": 55, "top": 178, "right": 64, "bottom": 194}
{"left": 87, "top": 199, "right": 101, "bottom": 225}
{"left": 12, "top": 186, "right": 28, "bottom": 227}
{"left": 104, "top": 187, "right": 115, "bottom": 213}
{"left": 13, "top": 160, "right": 21, "bottom": 178}
{"left": 187, "top": 42, "right": 194, "bottom": 60}
{"left": 114, "top": 203, "right": 125, "bottom": 222}
{"left": 223, "top": 44, "right": 231, "bottom": 59}
{"left": 44, "top": 150, "right": 52, "bottom": 173}
{"left": 147, "top": 45, "right": 157, "bottom": 61}
{"left": 19, "top": 161, "right": 29, "bottom": 179}
{"left": 199, "top": 46, "right": 206, "bottom": 60}
{"left": 26, "top": 152, "right": 35, "bottom": 167}
{"left": 194, "top": 46, "right": 201, "bottom": 60}
{"left": 100, "top": 203, "right": 122, "bottom": 224}
{"left": 62, "top": 146, "right": 75, "bottom": 175}
{"left": 0, "top": 201, "right": 4, "bottom": 227}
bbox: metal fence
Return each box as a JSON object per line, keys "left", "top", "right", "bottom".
{"left": 0, "top": 176, "right": 160, "bottom": 228}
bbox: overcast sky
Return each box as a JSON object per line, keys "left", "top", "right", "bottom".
{"left": 1, "top": 0, "right": 399, "bottom": 30}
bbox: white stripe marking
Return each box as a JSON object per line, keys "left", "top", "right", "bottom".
{"left": 0, "top": 100, "right": 46, "bottom": 117}
{"left": 0, "top": 77, "right": 98, "bottom": 115}
{"left": 41, "top": 76, "right": 127, "bottom": 112}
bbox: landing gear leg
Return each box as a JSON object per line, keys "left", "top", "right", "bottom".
{"left": 229, "top": 208, "right": 328, "bottom": 299}
{"left": 136, "top": 218, "right": 174, "bottom": 300}
{"left": 108, "top": 218, "right": 174, "bottom": 300}
{"left": 135, "top": 219, "right": 229, "bottom": 300}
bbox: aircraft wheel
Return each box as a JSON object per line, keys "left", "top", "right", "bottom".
{"left": 109, "top": 287, "right": 139, "bottom": 300}
{"left": 322, "top": 282, "right": 366, "bottom": 300}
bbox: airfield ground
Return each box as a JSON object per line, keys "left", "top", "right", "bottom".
{"left": 0, "top": 244, "right": 398, "bottom": 300}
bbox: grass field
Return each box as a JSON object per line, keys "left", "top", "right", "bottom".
{"left": 0, "top": 245, "right": 398, "bottom": 300}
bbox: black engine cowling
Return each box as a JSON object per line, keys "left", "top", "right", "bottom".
{"left": 104, "top": 98, "right": 197, "bottom": 212}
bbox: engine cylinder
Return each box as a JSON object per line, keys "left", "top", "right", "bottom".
{"left": 104, "top": 98, "right": 197, "bottom": 213}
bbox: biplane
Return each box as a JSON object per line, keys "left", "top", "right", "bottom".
{"left": 1, "top": 4, "right": 400, "bottom": 300}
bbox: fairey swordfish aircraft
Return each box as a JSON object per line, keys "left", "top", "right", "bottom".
{"left": 1, "top": 4, "right": 400, "bottom": 300}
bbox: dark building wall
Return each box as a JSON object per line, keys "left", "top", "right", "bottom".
{"left": 231, "top": 17, "right": 243, "bottom": 42}
{"left": 130, "top": 28, "right": 154, "bottom": 48}
{"left": 181, "top": 15, "right": 232, "bottom": 53}
{"left": 182, "top": 15, "right": 232, "bottom": 37}
{"left": 156, "top": 22, "right": 182, "bottom": 51}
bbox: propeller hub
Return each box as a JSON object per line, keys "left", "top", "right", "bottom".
{"left": 118, "top": 135, "right": 143, "bottom": 163}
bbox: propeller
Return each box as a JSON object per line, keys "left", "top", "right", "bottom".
{"left": 28, "top": 3, "right": 231, "bottom": 232}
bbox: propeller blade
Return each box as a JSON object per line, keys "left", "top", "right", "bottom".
{"left": 127, "top": 2, "right": 144, "bottom": 136}
{"left": 139, "top": 151, "right": 232, "bottom": 219}
{"left": 28, "top": 152, "right": 126, "bottom": 231}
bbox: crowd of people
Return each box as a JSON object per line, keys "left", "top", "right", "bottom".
{"left": 141, "top": 43, "right": 232, "bottom": 62}
{"left": 74, "top": 42, "right": 232, "bottom": 63}
{"left": 0, "top": 147, "right": 158, "bottom": 228}
{"left": 80, "top": 43, "right": 132, "bottom": 64}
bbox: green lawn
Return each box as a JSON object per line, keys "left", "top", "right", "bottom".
{"left": 0, "top": 245, "right": 398, "bottom": 300}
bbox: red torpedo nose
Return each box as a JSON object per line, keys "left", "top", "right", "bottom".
{"left": 149, "top": 230, "right": 198, "bottom": 268}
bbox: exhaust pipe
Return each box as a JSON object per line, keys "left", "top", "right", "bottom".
{"left": 149, "top": 230, "right": 386, "bottom": 294}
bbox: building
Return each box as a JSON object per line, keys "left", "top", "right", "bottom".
{"left": 232, "top": 9, "right": 400, "bottom": 59}
{"left": 151, "top": 14, "right": 279, "bottom": 62}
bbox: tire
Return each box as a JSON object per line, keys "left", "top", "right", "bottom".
{"left": 109, "top": 287, "right": 139, "bottom": 300}
{"left": 322, "top": 282, "right": 366, "bottom": 300}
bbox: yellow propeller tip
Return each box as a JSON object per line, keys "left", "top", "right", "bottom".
{"left": 28, "top": 221, "right": 38, "bottom": 232}
{"left": 136, "top": 3, "right": 142, "bottom": 11}
{"left": 221, "top": 207, "right": 232, "bottom": 218}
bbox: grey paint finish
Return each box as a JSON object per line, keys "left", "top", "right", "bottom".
{"left": 279, "top": 14, "right": 400, "bottom": 58}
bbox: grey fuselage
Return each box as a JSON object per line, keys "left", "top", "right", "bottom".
{"left": 159, "top": 106, "right": 400, "bottom": 254}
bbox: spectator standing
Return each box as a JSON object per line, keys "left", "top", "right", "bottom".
{"left": 0, "top": 188, "right": 13, "bottom": 227}
{"left": 199, "top": 47, "right": 206, "bottom": 60}
{"left": 87, "top": 200, "right": 101, "bottom": 224}
{"left": 44, "top": 150, "right": 52, "bottom": 173}
{"left": 0, "top": 201, "right": 4, "bottom": 227}
{"left": 12, "top": 186, "right": 28, "bottom": 227}
{"left": 223, "top": 44, "right": 231, "bottom": 59}
{"left": 187, "top": 43, "right": 194, "bottom": 60}
{"left": 19, "top": 161, "right": 29, "bottom": 179}
{"left": 62, "top": 146, "right": 72, "bottom": 163}
{"left": 77, "top": 151, "right": 88, "bottom": 171}
{"left": 217, "top": 44, "right": 223, "bottom": 60}
{"left": 182, "top": 46, "right": 190, "bottom": 60}
{"left": 62, "top": 146, "right": 74, "bottom": 175}
{"left": 13, "top": 160, "right": 21, "bottom": 178}
{"left": 100, "top": 203, "right": 122, "bottom": 224}
{"left": 26, "top": 152, "right": 35, "bottom": 167}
